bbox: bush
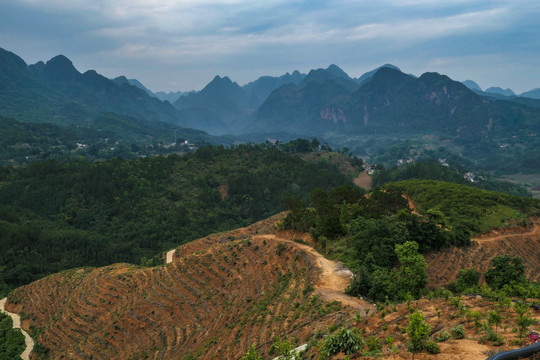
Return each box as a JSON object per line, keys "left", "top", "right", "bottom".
{"left": 425, "top": 340, "right": 440, "bottom": 354}
{"left": 321, "top": 328, "right": 362, "bottom": 356}
{"left": 435, "top": 330, "right": 451, "bottom": 342}
{"left": 450, "top": 324, "right": 466, "bottom": 339}
{"left": 365, "top": 335, "right": 381, "bottom": 352}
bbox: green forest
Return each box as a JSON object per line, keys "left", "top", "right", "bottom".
{"left": 0, "top": 144, "right": 353, "bottom": 296}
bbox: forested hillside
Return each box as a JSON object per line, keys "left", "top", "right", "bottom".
{"left": 0, "top": 145, "right": 352, "bottom": 296}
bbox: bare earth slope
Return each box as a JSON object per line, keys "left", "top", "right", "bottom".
{"left": 426, "top": 220, "right": 540, "bottom": 288}
{"left": 5, "top": 214, "right": 368, "bottom": 360}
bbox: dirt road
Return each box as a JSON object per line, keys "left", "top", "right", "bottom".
{"left": 255, "top": 234, "right": 374, "bottom": 312}
{"left": 473, "top": 223, "right": 540, "bottom": 243}
{"left": 165, "top": 249, "right": 175, "bottom": 264}
{"left": 0, "top": 297, "right": 34, "bottom": 360}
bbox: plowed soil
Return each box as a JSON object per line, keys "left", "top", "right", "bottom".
{"left": 426, "top": 221, "right": 540, "bottom": 288}
{"left": 5, "top": 214, "right": 366, "bottom": 360}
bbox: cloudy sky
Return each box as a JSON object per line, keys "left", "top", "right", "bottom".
{"left": 1, "top": 0, "right": 539, "bottom": 93}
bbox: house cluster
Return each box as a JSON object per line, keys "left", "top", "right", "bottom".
{"left": 438, "top": 158, "right": 449, "bottom": 167}
{"left": 396, "top": 158, "right": 414, "bottom": 166}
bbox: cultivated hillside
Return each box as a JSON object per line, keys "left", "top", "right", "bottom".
{"left": 4, "top": 215, "right": 368, "bottom": 359}
{"left": 426, "top": 220, "right": 540, "bottom": 288}
{"left": 5, "top": 213, "right": 540, "bottom": 360}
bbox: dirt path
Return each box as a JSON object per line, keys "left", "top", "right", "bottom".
{"left": 255, "top": 235, "right": 374, "bottom": 312}
{"left": 473, "top": 223, "right": 540, "bottom": 243}
{"left": 0, "top": 297, "right": 34, "bottom": 360}
{"left": 165, "top": 249, "right": 175, "bottom": 264}
{"left": 402, "top": 193, "right": 419, "bottom": 214}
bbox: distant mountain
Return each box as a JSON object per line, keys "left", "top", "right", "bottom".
{"left": 520, "top": 88, "right": 540, "bottom": 99}
{"left": 154, "top": 91, "right": 185, "bottom": 103}
{"left": 112, "top": 76, "right": 154, "bottom": 96}
{"left": 0, "top": 47, "right": 182, "bottom": 127}
{"left": 462, "top": 80, "right": 482, "bottom": 92}
{"left": 355, "top": 64, "right": 401, "bottom": 85}
{"left": 298, "top": 65, "right": 359, "bottom": 91}
{"left": 253, "top": 66, "right": 540, "bottom": 139}
{"left": 173, "top": 75, "right": 250, "bottom": 134}
{"left": 242, "top": 70, "right": 305, "bottom": 108}
{"left": 485, "top": 87, "right": 516, "bottom": 97}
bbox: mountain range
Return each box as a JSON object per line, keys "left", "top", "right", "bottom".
{"left": 1, "top": 46, "right": 539, "bottom": 173}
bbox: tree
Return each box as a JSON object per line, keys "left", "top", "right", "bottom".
{"left": 485, "top": 255, "right": 526, "bottom": 290}
{"left": 450, "top": 268, "right": 480, "bottom": 293}
{"left": 514, "top": 302, "right": 535, "bottom": 339}
{"left": 488, "top": 309, "right": 502, "bottom": 334}
{"left": 395, "top": 241, "right": 428, "bottom": 299}
{"left": 406, "top": 311, "right": 431, "bottom": 359}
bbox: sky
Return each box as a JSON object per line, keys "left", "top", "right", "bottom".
{"left": 1, "top": 0, "right": 539, "bottom": 94}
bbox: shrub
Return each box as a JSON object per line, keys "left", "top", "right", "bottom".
{"left": 425, "top": 341, "right": 440, "bottom": 354}
{"left": 321, "top": 328, "right": 362, "bottom": 356}
{"left": 450, "top": 324, "right": 466, "bottom": 339}
{"left": 435, "top": 330, "right": 451, "bottom": 342}
{"left": 365, "top": 335, "right": 381, "bottom": 352}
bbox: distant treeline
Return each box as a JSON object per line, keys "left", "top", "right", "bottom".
{"left": 372, "top": 159, "right": 530, "bottom": 197}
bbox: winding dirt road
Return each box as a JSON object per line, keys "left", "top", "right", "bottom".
{"left": 0, "top": 297, "right": 34, "bottom": 360}
{"left": 254, "top": 234, "right": 374, "bottom": 312}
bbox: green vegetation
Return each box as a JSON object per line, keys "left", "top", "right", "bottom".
{"left": 385, "top": 179, "right": 540, "bottom": 234}
{"left": 514, "top": 302, "right": 536, "bottom": 339}
{"left": 0, "top": 114, "right": 223, "bottom": 165}
{"left": 282, "top": 185, "right": 469, "bottom": 302}
{"left": 320, "top": 328, "right": 362, "bottom": 357}
{"left": 406, "top": 310, "right": 431, "bottom": 359}
{"left": 0, "top": 312, "right": 25, "bottom": 360}
{"left": 485, "top": 255, "right": 527, "bottom": 290}
{"left": 241, "top": 344, "right": 262, "bottom": 360}
{"left": 281, "top": 179, "right": 540, "bottom": 303}
{"left": 372, "top": 159, "right": 530, "bottom": 197}
{"left": 269, "top": 338, "right": 300, "bottom": 360}
{"left": 447, "top": 268, "right": 481, "bottom": 293}
{"left": 0, "top": 144, "right": 352, "bottom": 296}
{"left": 450, "top": 324, "right": 466, "bottom": 339}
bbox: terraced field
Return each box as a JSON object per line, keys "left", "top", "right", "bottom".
{"left": 4, "top": 215, "right": 360, "bottom": 360}
{"left": 426, "top": 221, "right": 540, "bottom": 288}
